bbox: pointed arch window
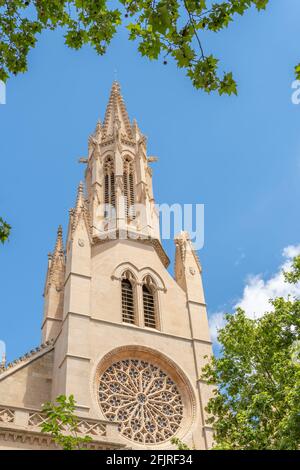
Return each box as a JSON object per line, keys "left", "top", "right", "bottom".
{"left": 121, "top": 272, "right": 136, "bottom": 325}
{"left": 142, "top": 276, "right": 158, "bottom": 329}
{"left": 123, "top": 156, "right": 135, "bottom": 220}
{"left": 104, "top": 156, "right": 115, "bottom": 215}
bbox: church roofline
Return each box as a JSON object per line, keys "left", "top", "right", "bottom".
{"left": 0, "top": 340, "right": 54, "bottom": 380}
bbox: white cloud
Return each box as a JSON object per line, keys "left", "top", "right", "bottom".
{"left": 209, "top": 312, "right": 227, "bottom": 343}
{"left": 209, "top": 244, "right": 300, "bottom": 344}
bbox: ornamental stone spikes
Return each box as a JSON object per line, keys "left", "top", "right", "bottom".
{"left": 174, "top": 231, "right": 202, "bottom": 273}
{"left": 87, "top": 119, "right": 102, "bottom": 157}
{"left": 132, "top": 118, "right": 143, "bottom": 142}
{"left": 174, "top": 231, "right": 206, "bottom": 310}
{"left": 53, "top": 225, "right": 64, "bottom": 258}
{"left": 69, "top": 181, "right": 92, "bottom": 239}
{"left": 73, "top": 182, "right": 85, "bottom": 222}
{"left": 42, "top": 226, "right": 66, "bottom": 342}
{"left": 44, "top": 225, "right": 65, "bottom": 296}
{"left": 94, "top": 119, "right": 102, "bottom": 141}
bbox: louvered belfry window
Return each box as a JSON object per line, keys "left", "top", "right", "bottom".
{"left": 121, "top": 278, "right": 135, "bottom": 324}
{"left": 104, "top": 156, "right": 115, "bottom": 215}
{"left": 143, "top": 279, "right": 157, "bottom": 329}
{"left": 123, "top": 156, "right": 135, "bottom": 220}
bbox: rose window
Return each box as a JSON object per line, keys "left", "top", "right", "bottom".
{"left": 98, "top": 359, "right": 184, "bottom": 444}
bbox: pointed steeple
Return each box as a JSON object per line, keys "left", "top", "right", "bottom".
{"left": 132, "top": 118, "right": 142, "bottom": 141}
{"left": 175, "top": 232, "right": 202, "bottom": 279}
{"left": 44, "top": 225, "right": 65, "bottom": 296}
{"left": 69, "top": 182, "right": 91, "bottom": 239}
{"left": 53, "top": 225, "right": 64, "bottom": 259}
{"left": 75, "top": 181, "right": 85, "bottom": 212}
{"left": 102, "top": 81, "right": 133, "bottom": 140}
{"left": 174, "top": 231, "right": 205, "bottom": 304}
{"left": 42, "top": 226, "right": 66, "bottom": 342}
{"left": 94, "top": 119, "right": 102, "bottom": 141}
{"left": 174, "top": 231, "right": 211, "bottom": 344}
{"left": 87, "top": 119, "right": 102, "bottom": 163}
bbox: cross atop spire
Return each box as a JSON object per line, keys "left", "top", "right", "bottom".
{"left": 102, "top": 81, "right": 133, "bottom": 140}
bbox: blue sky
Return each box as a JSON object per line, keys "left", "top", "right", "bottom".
{"left": 1, "top": 1, "right": 300, "bottom": 362}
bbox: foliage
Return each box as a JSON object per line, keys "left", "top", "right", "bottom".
{"left": 295, "top": 63, "right": 300, "bottom": 81}
{"left": 202, "top": 256, "right": 300, "bottom": 450}
{"left": 0, "top": 217, "right": 11, "bottom": 244}
{"left": 41, "top": 394, "right": 92, "bottom": 450}
{"left": 171, "top": 436, "right": 190, "bottom": 450}
{"left": 284, "top": 256, "right": 300, "bottom": 285}
{"left": 0, "top": 0, "right": 272, "bottom": 95}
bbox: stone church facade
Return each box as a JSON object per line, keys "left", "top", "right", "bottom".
{"left": 0, "top": 83, "right": 213, "bottom": 450}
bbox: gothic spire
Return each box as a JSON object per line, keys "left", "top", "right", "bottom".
{"left": 53, "top": 225, "right": 64, "bottom": 258}
{"left": 102, "top": 81, "right": 133, "bottom": 140}
{"left": 94, "top": 119, "right": 102, "bottom": 141}
{"left": 44, "top": 225, "right": 65, "bottom": 296}
{"left": 132, "top": 118, "right": 142, "bottom": 141}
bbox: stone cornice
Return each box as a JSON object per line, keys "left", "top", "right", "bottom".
{"left": 0, "top": 426, "right": 125, "bottom": 450}
{"left": 92, "top": 231, "right": 170, "bottom": 268}
{"left": 64, "top": 312, "right": 213, "bottom": 346}
{"left": 0, "top": 404, "right": 126, "bottom": 450}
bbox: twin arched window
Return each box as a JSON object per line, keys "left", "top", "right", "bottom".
{"left": 104, "top": 155, "right": 135, "bottom": 220}
{"left": 142, "top": 276, "right": 157, "bottom": 329}
{"left": 121, "top": 272, "right": 158, "bottom": 329}
{"left": 121, "top": 278, "right": 135, "bottom": 324}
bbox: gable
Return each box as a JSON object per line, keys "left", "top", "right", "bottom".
{"left": 0, "top": 349, "right": 54, "bottom": 409}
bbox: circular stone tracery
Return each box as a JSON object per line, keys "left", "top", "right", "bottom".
{"left": 98, "top": 359, "right": 184, "bottom": 444}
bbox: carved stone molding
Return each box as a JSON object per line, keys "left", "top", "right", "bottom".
{"left": 0, "top": 405, "right": 126, "bottom": 450}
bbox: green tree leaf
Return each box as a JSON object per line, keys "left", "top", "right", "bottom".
{"left": 202, "top": 257, "right": 300, "bottom": 450}
{"left": 0, "top": 217, "right": 11, "bottom": 244}
{"left": 41, "top": 395, "right": 92, "bottom": 450}
{"left": 0, "top": 0, "right": 276, "bottom": 95}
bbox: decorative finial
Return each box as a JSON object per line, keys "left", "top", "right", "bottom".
{"left": 74, "top": 181, "right": 85, "bottom": 213}
{"left": 78, "top": 181, "right": 84, "bottom": 193}
{"left": 102, "top": 81, "right": 132, "bottom": 139}
{"left": 53, "top": 224, "right": 64, "bottom": 257}
{"left": 93, "top": 119, "right": 102, "bottom": 141}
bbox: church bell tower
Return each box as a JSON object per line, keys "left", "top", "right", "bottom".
{"left": 0, "top": 82, "right": 213, "bottom": 450}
